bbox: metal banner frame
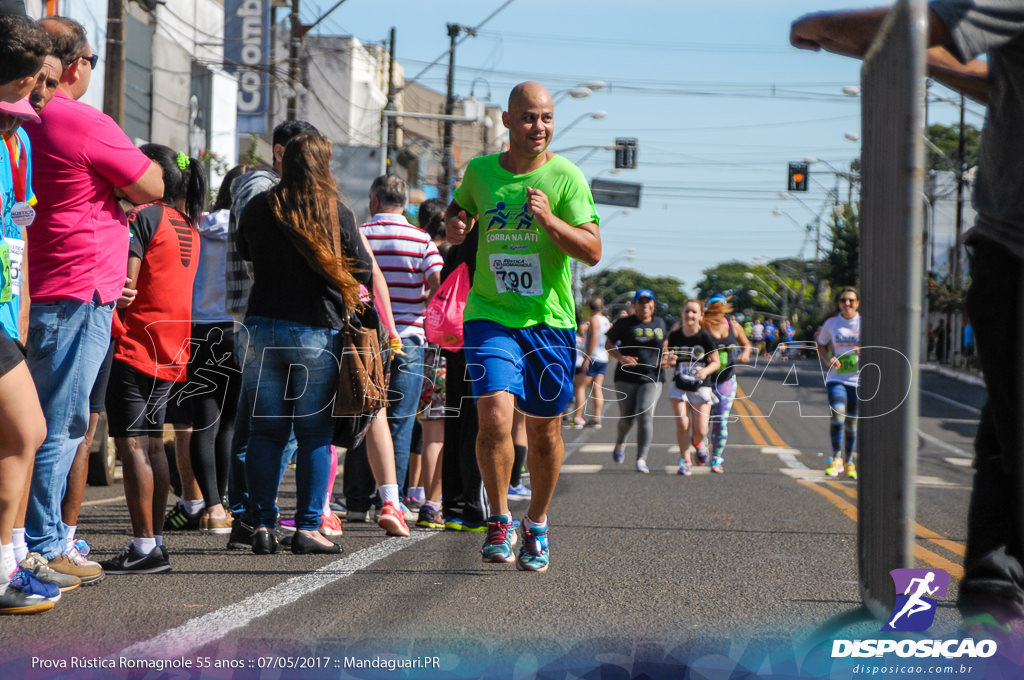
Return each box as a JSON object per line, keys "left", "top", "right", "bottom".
{"left": 858, "top": 0, "right": 927, "bottom": 618}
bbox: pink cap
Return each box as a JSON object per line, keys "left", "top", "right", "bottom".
{"left": 0, "top": 98, "right": 40, "bottom": 124}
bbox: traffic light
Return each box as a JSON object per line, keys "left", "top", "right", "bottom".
{"left": 615, "top": 138, "right": 638, "bottom": 169}
{"left": 788, "top": 162, "right": 809, "bottom": 191}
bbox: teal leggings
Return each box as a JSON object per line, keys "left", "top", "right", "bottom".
{"left": 709, "top": 375, "right": 737, "bottom": 459}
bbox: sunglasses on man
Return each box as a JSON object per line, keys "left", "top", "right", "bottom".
{"left": 77, "top": 54, "right": 99, "bottom": 69}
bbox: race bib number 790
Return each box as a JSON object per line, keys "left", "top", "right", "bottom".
{"left": 490, "top": 253, "right": 543, "bottom": 296}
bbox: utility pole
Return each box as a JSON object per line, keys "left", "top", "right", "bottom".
{"left": 439, "top": 23, "right": 460, "bottom": 202}
{"left": 952, "top": 94, "right": 966, "bottom": 289}
{"left": 102, "top": 0, "right": 125, "bottom": 124}
{"left": 287, "top": 0, "right": 301, "bottom": 121}
{"left": 384, "top": 27, "right": 397, "bottom": 172}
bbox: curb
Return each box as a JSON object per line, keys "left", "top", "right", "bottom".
{"left": 919, "top": 362, "right": 986, "bottom": 388}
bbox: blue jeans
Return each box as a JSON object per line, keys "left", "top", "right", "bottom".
{"left": 387, "top": 335, "right": 424, "bottom": 491}
{"left": 826, "top": 381, "right": 858, "bottom": 459}
{"left": 25, "top": 299, "right": 113, "bottom": 559}
{"left": 241, "top": 317, "right": 338, "bottom": 530}
{"left": 227, "top": 322, "right": 294, "bottom": 522}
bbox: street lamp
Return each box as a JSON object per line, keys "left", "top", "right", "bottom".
{"left": 560, "top": 110, "right": 607, "bottom": 137}
{"left": 553, "top": 80, "right": 607, "bottom": 103}
{"left": 745, "top": 270, "right": 800, "bottom": 321}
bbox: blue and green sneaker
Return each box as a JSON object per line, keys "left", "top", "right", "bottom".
{"left": 516, "top": 520, "right": 550, "bottom": 572}
{"left": 480, "top": 514, "right": 517, "bottom": 563}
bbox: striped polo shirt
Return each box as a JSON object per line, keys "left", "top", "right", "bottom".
{"left": 359, "top": 213, "right": 443, "bottom": 339}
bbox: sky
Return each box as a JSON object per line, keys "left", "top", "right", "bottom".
{"left": 304, "top": 0, "right": 978, "bottom": 295}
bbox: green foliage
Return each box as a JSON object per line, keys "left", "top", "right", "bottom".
{"left": 822, "top": 202, "right": 860, "bottom": 292}
{"left": 927, "top": 122, "right": 981, "bottom": 173}
{"left": 580, "top": 269, "right": 688, "bottom": 323}
{"left": 927, "top": 274, "right": 967, "bottom": 314}
{"left": 240, "top": 132, "right": 265, "bottom": 167}
{"left": 694, "top": 259, "right": 817, "bottom": 333}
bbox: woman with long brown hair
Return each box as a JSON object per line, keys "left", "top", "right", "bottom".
{"left": 237, "top": 134, "right": 402, "bottom": 554}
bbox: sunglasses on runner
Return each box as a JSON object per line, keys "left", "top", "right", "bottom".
{"left": 77, "top": 54, "right": 99, "bottom": 69}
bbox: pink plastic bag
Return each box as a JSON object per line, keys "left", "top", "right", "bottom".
{"left": 424, "top": 262, "right": 469, "bottom": 352}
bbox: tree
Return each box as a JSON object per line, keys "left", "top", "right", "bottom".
{"left": 580, "top": 269, "right": 688, "bottom": 322}
{"left": 822, "top": 202, "right": 860, "bottom": 293}
{"left": 926, "top": 122, "right": 981, "bottom": 174}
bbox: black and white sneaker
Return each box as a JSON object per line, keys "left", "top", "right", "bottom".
{"left": 99, "top": 543, "right": 171, "bottom": 574}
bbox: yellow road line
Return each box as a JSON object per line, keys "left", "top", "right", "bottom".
{"left": 826, "top": 482, "right": 966, "bottom": 559}
{"left": 735, "top": 384, "right": 787, "bottom": 447}
{"left": 804, "top": 480, "right": 966, "bottom": 578}
{"left": 731, "top": 394, "right": 768, "bottom": 447}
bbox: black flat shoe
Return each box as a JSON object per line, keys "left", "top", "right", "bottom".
{"left": 252, "top": 529, "right": 278, "bottom": 555}
{"left": 290, "top": 530, "right": 342, "bottom": 555}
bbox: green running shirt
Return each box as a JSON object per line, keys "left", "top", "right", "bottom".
{"left": 454, "top": 154, "right": 599, "bottom": 329}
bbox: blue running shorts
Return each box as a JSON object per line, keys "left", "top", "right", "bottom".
{"left": 463, "top": 319, "right": 575, "bottom": 417}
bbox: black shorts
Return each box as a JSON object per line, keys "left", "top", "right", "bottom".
{"left": 163, "top": 380, "right": 193, "bottom": 426}
{"left": 105, "top": 359, "right": 175, "bottom": 438}
{"left": 89, "top": 340, "right": 115, "bottom": 414}
{"left": 0, "top": 332, "right": 25, "bottom": 378}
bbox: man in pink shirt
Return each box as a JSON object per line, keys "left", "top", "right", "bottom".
{"left": 21, "top": 16, "right": 163, "bottom": 586}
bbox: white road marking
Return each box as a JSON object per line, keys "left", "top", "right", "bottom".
{"left": 945, "top": 457, "right": 972, "bottom": 467}
{"left": 920, "top": 389, "right": 982, "bottom": 416}
{"left": 115, "top": 533, "right": 434, "bottom": 659}
{"left": 560, "top": 464, "right": 604, "bottom": 474}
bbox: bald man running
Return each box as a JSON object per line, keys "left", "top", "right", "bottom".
{"left": 445, "top": 81, "right": 601, "bottom": 572}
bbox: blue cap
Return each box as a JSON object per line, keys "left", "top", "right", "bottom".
{"left": 707, "top": 294, "right": 726, "bottom": 305}
{"left": 634, "top": 288, "right": 655, "bottom": 302}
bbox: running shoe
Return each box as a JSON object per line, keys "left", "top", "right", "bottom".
{"left": 516, "top": 520, "right": 550, "bottom": 572}
{"left": 163, "top": 500, "right": 202, "bottom": 531}
{"left": 0, "top": 582, "right": 54, "bottom": 614}
{"left": 399, "top": 503, "right": 417, "bottom": 523}
{"left": 571, "top": 417, "right": 586, "bottom": 430}
{"left": 508, "top": 482, "right": 533, "bottom": 501}
{"left": 443, "top": 517, "right": 487, "bottom": 533}
{"left": 480, "top": 514, "right": 517, "bottom": 563}
{"left": 636, "top": 458, "right": 650, "bottom": 474}
{"left": 612, "top": 443, "right": 626, "bottom": 464}
{"left": 329, "top": 498, "right": 348, "bottom": 518}
{"left": 99, "top": 543, "right": 171, "bottom": 575}
{"left": 845, "top": 462, "right": 858, "bottom": 480}
{"left": 416, "top": 506, "right": 445, "bottom": 530}
{"left": 711, "top": 456, "right": 725, "bottom": 474}
{"left": 8, "top": 567, "right": 60, "bottom": 603}
{"left": 824, "top": 457, "right": 844, "bottom": 478}
{"left": 695, "top": 444, "right": 710, "bottom": 466}
{"left": 587, "top": 419, "right": 602, "bottom": 430}
{"left": 20, "top": 553, "right": 80, "bottom": 593}
{"left": 402, "top": 496, "right": 424, "bottom": 512}
{"left": 377, "top": 501, "right": 411, "bottom": 537}
{"left": 319, "top": 512, "right": 344, "bottom": 537}
{"left": 677, "top": 457, "right": 692, "bottom": 476}
{"left": 346, "top": 509, "right": 371, "bottom": 523}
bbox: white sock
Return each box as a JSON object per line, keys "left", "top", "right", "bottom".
{"left": 524, "top": 514, "right": 547, "bottom": 530}
{"left": 2, "top": 543, "right": 17, "bottom": 579}
{"left": 12, "top": 528, "right": 28, "bottom": 562}
{"left": 378, "top": 484, "right": 400, "bottom": 505}
{"left": 154, "top": 535, "right": 164, "bottom": 547}
{"left": 133, "top": 537, "right": 157, "bottom": 555}
{"left": 183, "top": 499, "right": 205, "bottom": 515}
{"left": 408, "top": 486, "right": 425, "bottom": 502}
{"left": 65, "top": 524, "right": 77, "bottom": 551}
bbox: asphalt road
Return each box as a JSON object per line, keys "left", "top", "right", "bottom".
{"left": 0, "top": 356, "right": 987, "bottom": 679}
